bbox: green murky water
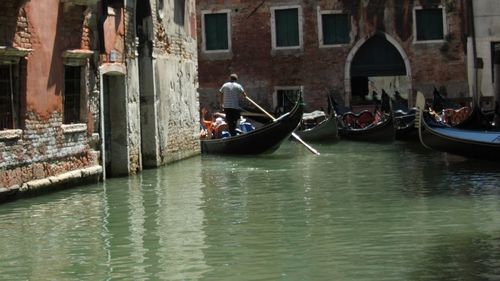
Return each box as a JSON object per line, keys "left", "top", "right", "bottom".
{"left": 1, "top": 141, "right": 500, "bottom": 280}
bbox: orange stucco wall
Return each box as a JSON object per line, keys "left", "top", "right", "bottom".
{"left": 102, "top": 5, "right": 125, "bottom": 63}
{"left": 25, "top": 0, "right": 62, "bottom": 119}
{"left": 24, "top": 1, "right": 89, "bottom": 120}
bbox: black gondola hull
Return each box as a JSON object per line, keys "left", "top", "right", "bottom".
{"left": 338, "top": 117, "right": 395, "bottom": 142}
{"left": 419, "top": 113, "right": 500, "bottom": 161}
{"left": 394, "top": 114, "right": 418, "bottom": 141}
{"left": 200, "top": 101, "right": 303, "bottom": 155}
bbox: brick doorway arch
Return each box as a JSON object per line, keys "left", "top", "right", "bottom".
{"left": 344, "top": 32, "right": 413, "bottom": 107}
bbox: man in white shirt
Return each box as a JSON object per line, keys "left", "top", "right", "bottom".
{"left": 219, "top": 73, "right": 247, "bottom": 136}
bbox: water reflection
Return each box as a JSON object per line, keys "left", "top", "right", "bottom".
{"left": 102, "top": 161, "right": 210, "bottom": 280}
{"left": 409, "top": 233, "right": 500, "bottom": 280}
{"left": 0, "top": 141, "right": 499, "bottom": 280}
{"left": 0, "top": 189, "right": 108, "bottom": 280}
{"left": 153, "top": 161, "right": 210, "bottom": 280}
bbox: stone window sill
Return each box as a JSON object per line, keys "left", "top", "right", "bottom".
{"left": 61, "top": 123, "right": 87, "bottom": 134}
{"left": 0, "top": 129, "right": 22, "bottom": 141}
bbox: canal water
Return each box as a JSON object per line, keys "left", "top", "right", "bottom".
{"left": 1, "top": 141, "right": 500, "bottom": 280}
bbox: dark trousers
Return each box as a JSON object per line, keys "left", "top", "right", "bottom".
{"left": 224, "top": 108, "right": 240, "bottom": 136}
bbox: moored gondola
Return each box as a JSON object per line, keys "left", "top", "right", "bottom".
{"left": 335, "top": 91, "right": 395, "bottom": 142}
{"left": 200, "top": 95, "right": 303, "bottom": 155}
{"left": 294, "top": 110, "right": 339, "bottom": 142}
{"left": 415, "top": 92, "right": 500, "bottom": 161}
{"left": 392, "top": 94, "right": 417, "bottom": 141}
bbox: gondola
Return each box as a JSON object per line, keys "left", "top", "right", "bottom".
{"left": 430, "top": 87, "right": 496, "bottom": 129}
{"left": 335, "top": 92, "right": 395, "bottom": 142}
{"left": 394, "top": 109, "right": 417, "bottom": 141}
{"left": 294, "top": 110, "right": 339, "bottom": 142}
{"left": 415, "top": 92, "right": 500, "bottom": 161}
{"left": 200, "top": 96, "right": 303, "bottom": 155}
{"left": 391, "top": 92, "right": 418, "bottom": 141}
{"left": 395, "top": 88, "right": 471, "bottom": 141}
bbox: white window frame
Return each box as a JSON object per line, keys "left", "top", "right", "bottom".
{"left": 273, "top": 86, "right": 303, "bottom": 109}
{"left": 413, "top": 5, "right": 447, "bottom": 44}
{"left": 317, "top": 8, "right": 351, "bottom": 48}
{"left": 271, "top": 5, "right": 303, "bottom": 50}
{"left": 201, "top": 9, "right": 231, "bottom": 54}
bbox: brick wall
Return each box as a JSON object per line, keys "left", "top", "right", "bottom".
{"left": 0, "top": 112, "right": 95, "bottom": 188}
{"left": 197, "top": 0, "right": 469, "bottom": 112}
{"left": 0, "top": 1, "right": 99, "bottom": 190}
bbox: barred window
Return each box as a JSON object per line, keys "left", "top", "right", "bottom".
{"left": 0, "top": 65, "right": 17, "bottom": 130}
{"left": 64, "top": 66, "right": 82, "bottom": 124}
{"left": 275, "top": 88, "right": 301, "bottom": 113}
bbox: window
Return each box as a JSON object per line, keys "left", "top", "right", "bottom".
{"left": 174, "top": 0, "right": 185, "bottom": 25}
{"left": 415, "top": 7, "right": 445, "bottom": 42}
{"left": 274, "top": 87, "right": 301, "bottom": 114}
{"left": 272, "top": 6, "right": 302, "bottom": 49}
{"left": 319, "top": 12, "right": 350, "bottom": 46}
{"left": 203, "top": 11, "right": 230, "bottom": 52}
{"left": 64, "top": 66, "right": 82, "bottom": 124}
{"left": 492, "top": 42, "right": 500, "bottom": 83}
{"left": 0, "top": 64, "right": 18, "bottom": 130}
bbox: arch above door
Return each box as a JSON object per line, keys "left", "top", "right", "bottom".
{"left": 344, "top": 32, "right": 413, "bottom": 106}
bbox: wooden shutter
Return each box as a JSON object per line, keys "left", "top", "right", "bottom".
{"left": 275, "top": 8, "right": 299, "bottom": 47}
{"left": 322, "top": 13, "right": 349, "bottom": 45}
{"left": 205, "top": 13, "right": 228, "bottom": 51}
{"left": 416, "top": 9, "right": 444, "bottom": 41}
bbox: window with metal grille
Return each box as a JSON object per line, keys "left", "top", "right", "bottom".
{"left": 64, "top": 66, "right": 81, "bottom": 124}
{"left": 321, "top": 13, "right": 350, "bottom": 45}
{"left": 415, "top": 8, "right": 444, "bottom": 41}
{"left": 276, "top": 88, "right": 300, "bottom": 113}
{"left": 275, "top": 8, "right": 299, "bottom": 47}
{"left": 204, "top": 12, "right": 229, "bottom": 51}
{"left": 0, "top": 65, "right": 15, "bottom": 130}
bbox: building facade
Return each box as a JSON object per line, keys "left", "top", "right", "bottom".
{"left": 465, "top": 0, "right": 500, "bottom": 109}
{"left": 100, "top": 0, "right": 199, "bottom": 178}
{"left": 196, "top": 0, "right": 471, "bottom": 113}
{"left": 0, "top": 0, "right": 199, "bottom": 199}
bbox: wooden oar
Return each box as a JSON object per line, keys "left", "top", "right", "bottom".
{"left": 245, "top": 96, "right": 320, "bottom": 155}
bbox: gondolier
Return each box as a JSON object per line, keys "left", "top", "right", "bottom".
{"left": 219, "top": 73, "right": 247, "bottom": 136}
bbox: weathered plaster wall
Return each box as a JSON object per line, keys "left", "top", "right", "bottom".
{"left": 197, "top": 0, "right": 469, "bottom": 111}
{"left": 123, "top": 0, "right": 199, "bottom": 166}
{"left": 155, "top": 0, "right": 200, "bottom": 163}
{"left": 102, "top": 3, "right": 125, "bottom": 63}
{"left": 0, "top": 1, "right": 100, "bottom": 192}
{"left": 467, "top": 1, "right": 500, "bottom": 100}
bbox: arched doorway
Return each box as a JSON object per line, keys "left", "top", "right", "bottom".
{"left": 136, "top": 0, "right": 160, "bottom": 167}
{"left": 345, "top": 32, "right": 412, "bottom": 108}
